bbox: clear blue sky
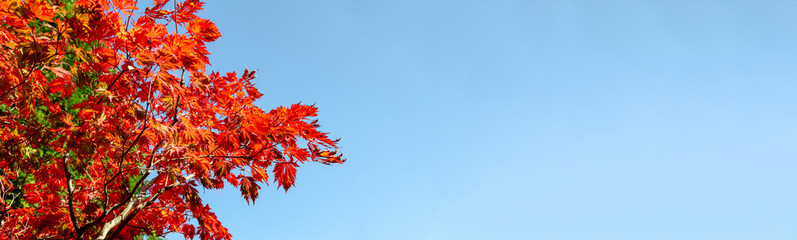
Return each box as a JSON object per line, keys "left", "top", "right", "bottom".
{"left": 170, "top": 1, "right": 797, "bottom": 239}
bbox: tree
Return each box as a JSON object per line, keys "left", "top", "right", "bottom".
{"left": 0, "top": 0, "right": 345, "bottom": 239}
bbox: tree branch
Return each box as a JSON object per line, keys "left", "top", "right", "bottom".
{"left": 96, "top": 174, "right": 193, "bottom": 240}
{"left": 80, "top": 141, "right": 162, "bottom": 238}
{"left": 95, "top": 69, "right": 127, "bottom": 104}
{"left": 0, "top": 68, "right": 34, "bottom": 100}
{"left": 62, "top": 156, "right": 79, "bottom": 238}
{"left": 105, "top": 125, "right": 149, "bottom": 186}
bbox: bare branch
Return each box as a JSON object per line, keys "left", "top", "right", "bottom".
{"left": 62, "top": 156, "right": 79, "bottom": 238}
{"left": 96, "top": 174, "right": 194, "bottom": 240}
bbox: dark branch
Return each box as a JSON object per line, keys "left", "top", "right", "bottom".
{"left": 62, "top": 156, "right": 79, "bottom": 238}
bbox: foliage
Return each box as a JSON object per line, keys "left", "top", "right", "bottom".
{"left": 0, "top": 0, "right": 345, "bottom": 239}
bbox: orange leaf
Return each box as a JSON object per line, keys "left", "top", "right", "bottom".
{"left": 273, "top": 162, "right": 298, "bottom": 191}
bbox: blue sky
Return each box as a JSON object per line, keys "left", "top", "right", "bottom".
{"left": 170, "top": 1, "right": 797, "bottom": 239}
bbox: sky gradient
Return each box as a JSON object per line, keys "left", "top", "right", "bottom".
{"left": 171, "top": 1, "right": 797, "bottom": 239}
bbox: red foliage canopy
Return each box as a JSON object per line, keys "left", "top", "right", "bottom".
{"left": 0, "top": 0, "right": 344, "bottom": 239}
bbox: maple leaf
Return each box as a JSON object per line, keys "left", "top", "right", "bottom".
{"left": 29, "top": 1, "right": 55, "bottom": 22}
{"left": 112, "top": 0, "right": 138, "bottom": 15}
{"left": 186, "top": 18, "right": 220, "bottom": 42}
{"left": 273, "top": 162, "right": 299, "bottom": 192}
{"left": 239, "top": 176, "right": 260, "bottom": 204}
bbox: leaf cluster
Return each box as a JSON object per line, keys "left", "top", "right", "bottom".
{"left": 0, "top": 1, "right": 345, "bottom": 239}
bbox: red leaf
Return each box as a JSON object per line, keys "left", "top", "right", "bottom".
{"left": 0, "top": 1, "right": 343, "bottom": 239}
{"left": 112, "top": 0, "right": 138, "bottom": 15}
{"left": 186, "top": 18, "right": 221, "bottom": 42}
{"left": 239, "top": 176, "right": 260, "bottom": 204}
{"left": 273, "top": 162, "right": 298, "bottom": 191}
